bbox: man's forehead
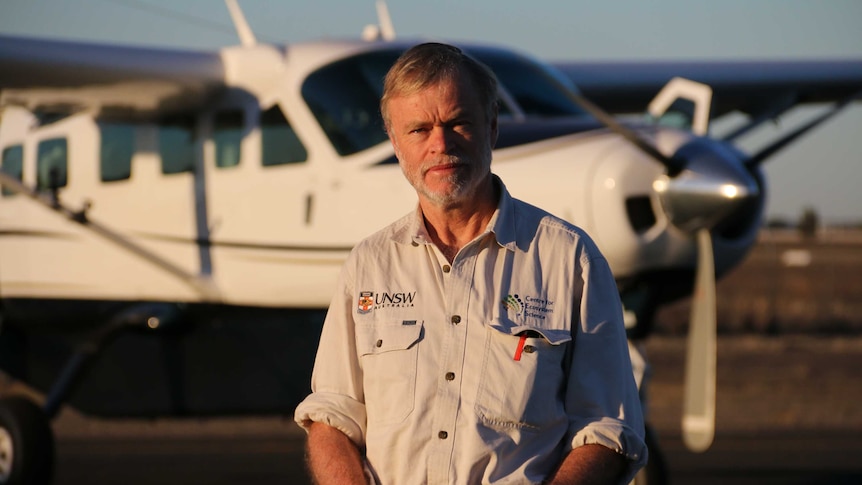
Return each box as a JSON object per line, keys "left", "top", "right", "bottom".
{"left": 392, "top": 76, "right": 476, "bottom": 105}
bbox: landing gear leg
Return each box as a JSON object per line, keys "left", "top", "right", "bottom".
{"left": 0, "top": 303, "right": 182, "bottom": 485}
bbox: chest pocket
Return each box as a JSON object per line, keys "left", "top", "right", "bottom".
{"left": 357, "top": 322, "right": 424, "bottom": 425}
{"left": 475, "top": 319, "right": 572, "bottom": 431}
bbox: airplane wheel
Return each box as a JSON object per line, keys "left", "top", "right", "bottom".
{"left": 0, "top": 397, "right": 54, "bottom": 485}
{"left": 632, "top": 425, "right": 669, "bottom": 485}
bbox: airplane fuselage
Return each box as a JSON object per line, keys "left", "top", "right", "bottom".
{"left": 0, "top": 40, "right": 761, "bottom": 311}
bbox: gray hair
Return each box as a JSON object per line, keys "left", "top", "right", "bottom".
{"left": 380, "top": 42, "right": 498, "bottom": 131}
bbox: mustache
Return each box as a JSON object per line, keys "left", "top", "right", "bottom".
{"left": 422, "top": 156, "right": 467, "bottom": 172}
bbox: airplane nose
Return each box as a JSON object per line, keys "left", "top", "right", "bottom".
{"left": 652, "top": 138, "right": 760, "bottom": 233}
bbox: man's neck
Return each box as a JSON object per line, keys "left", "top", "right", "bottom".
{"left": 419, "top": 180, "right": 499, "bottom": 263}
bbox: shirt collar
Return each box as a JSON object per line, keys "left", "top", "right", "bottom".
{"left": 393, "top": 174, "right": 518, "bottom": 253}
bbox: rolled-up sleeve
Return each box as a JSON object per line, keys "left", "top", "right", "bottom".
{"left": 294, "top": 259, "right": 368, "bottom": 447}
{"left": 566, "top": 252, "right": 648, "bottom": 483}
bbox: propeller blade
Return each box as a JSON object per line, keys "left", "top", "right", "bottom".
{"left": 682, "top": 228, "right": 717, "bottom": 452}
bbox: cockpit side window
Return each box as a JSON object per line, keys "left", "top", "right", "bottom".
{"left": 261, "top": 105, "right": 307, "bottom": 166}
{"left": 301, "top": 52, "right": 395, "bottom": 156}
{"left": 1, "top": 145, "right": 24, "bottom": 196}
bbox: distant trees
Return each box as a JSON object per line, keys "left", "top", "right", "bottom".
{"left": 764, "top": 206, "right": 821, "bottom": 237}
{"left": 797, "top": 206, "right": 820, "bottom": 238}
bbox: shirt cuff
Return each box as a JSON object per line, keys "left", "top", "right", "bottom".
{"left": 570, "top": 418, "right": 648, "bottom": 484}
{"left": 294, "top": 391, "right": 367, "bottom": 447}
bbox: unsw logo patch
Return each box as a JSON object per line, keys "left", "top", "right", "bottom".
{"left": 357, "top": 290, "right": 417, "bottom": 314}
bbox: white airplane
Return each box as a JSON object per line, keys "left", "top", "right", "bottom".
{"left": 0, "top": 2, "right": 860, "bottom": 483}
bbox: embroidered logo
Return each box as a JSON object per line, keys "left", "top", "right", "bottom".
{"left": 357, "top": 290, "right": 417, "bottom": 314}
{"left": 357, "top": 291, "right": 374, "bottom": 314}
{"left": 502, "top": 294, "right": 555, "bottom": 321}
{"left": 501, "top": 294, "right": 524, "bottom": 315}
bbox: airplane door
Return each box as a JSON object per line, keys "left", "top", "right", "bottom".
{"left": 201, "top": 93, "right": 325, "bottom": 305}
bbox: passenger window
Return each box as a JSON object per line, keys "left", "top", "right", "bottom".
{"left": 100, "top": 122, "right": 134, "bottom": 182}
{"left": 159, "top": 115, "right": 196, "bottom": 174}
{"left": 1, "top": 145, "right": 24, "bottom": 196}
{"left": 36, "top": 138, "right": 68, "bottom": 190}
{"left": 214, "top": 109, "right": 244, "bottom": 168}
{"left": 261, "top": 105, "right": 307, "bottom": 166}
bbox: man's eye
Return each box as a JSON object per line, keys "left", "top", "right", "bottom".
{"left": 453, "top": 122, "right": 473, "bottom": 133}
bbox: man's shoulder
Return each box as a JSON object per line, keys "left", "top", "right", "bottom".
{"left": 352, "top": 210, "right": 414, "bottom": 253}
{"left": 511, "top": 196, "right": 590, "bottom": 241}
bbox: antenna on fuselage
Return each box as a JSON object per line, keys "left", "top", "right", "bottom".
{"left": 225, "top": 0, "right": 257, "bottom": 47}
{"left": 362, "top": 0, "right": 396, "bottom": 41}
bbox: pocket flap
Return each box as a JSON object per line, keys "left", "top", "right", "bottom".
{"left": 489, "top": 319, "right": 571, "bottom": 346}
{"left": 358, "top": 322, "right": 424, "bottom": 355}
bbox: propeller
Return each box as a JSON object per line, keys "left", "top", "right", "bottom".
{"left": 682, "top": 228, "right": 717, "bottom": 452}
{"left": 559, "top": 77, "right": 759, "bottom": 452}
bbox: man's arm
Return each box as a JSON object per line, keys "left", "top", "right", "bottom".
{"left": 306, "top": 421, "right": 368, "bottom": 485}
{"left": 545, "top": 444, "right": 627, "bottom": 485}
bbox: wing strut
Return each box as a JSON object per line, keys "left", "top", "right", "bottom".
{"left": 745, "top": 90, "right": 862, "bottom": 167}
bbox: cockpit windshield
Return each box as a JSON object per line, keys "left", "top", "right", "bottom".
{"left": 473, "top": 48, "right": 585, "bottom": 118}
{"left": 300, "top": 45, "right": 586, "bottom": 157}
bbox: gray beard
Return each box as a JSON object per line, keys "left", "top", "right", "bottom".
{"left": 398, "top": 150, "right": 492, "bottom": 209}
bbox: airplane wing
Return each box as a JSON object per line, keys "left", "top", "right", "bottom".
{"left": 0, "top": 34, "right": 226, "bottom": 119}
{"left": 552, "top": 59, "right": 862, "bottom": 119}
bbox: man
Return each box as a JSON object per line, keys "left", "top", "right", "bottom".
{"left": 294, "top": 42, "right": 646, "bottom": 484}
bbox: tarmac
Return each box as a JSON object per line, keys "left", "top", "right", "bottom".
{"left": 26, "top": 334, "right": 862, "bottom": 484}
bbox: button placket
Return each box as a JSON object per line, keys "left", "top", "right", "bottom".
{"left": 428, "top": 248, "right": 473, "bottom": 482}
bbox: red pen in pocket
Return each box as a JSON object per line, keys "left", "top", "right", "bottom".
{"left": 513, "top": 333, "right": 528, "bottom": 361}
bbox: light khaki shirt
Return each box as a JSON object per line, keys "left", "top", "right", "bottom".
{"left": 295, "top": 178, "right": 646, "bottom": 484}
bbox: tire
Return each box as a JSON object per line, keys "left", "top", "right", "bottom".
{"left": 0, "top": 397, "right": 54, "bottom": 485}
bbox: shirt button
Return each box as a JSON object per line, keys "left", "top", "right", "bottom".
{"left": 411, "top": 241, "right": 419, "bottom": 247}
{"left": 442, "top": 265, "right": 451, "bottom": 273}
{"left": 376, "top": 339, "right": 383, "bottom": 347}
{"left": 438, "top": 431, "right": 448, "bottom": 439}
{"left": 451, "top": 315, "right": 461, "bottom": 324}
{"left": 445, "top": 372, "right": 455, "bottom": 381}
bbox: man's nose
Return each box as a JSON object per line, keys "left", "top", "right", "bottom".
{"left": 429, "top": 126, "right": 453, "bottom": 154}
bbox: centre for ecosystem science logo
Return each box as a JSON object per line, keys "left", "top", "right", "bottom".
{"left": 501, "top": 294, "right": 555, "bottom": 320}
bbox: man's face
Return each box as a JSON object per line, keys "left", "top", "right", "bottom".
{"left": 386, "top": 72, "right": 497, "bottom": 208}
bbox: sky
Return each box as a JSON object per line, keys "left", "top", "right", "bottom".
{"left": 2, "top": 0, "right": 861, "bottom": 223}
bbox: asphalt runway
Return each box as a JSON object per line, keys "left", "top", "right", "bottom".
{"left": 53, "top": 430, "right": 862, "bottom": 485}
{"left": 35, "top": 335, "right": 862, "bottom": 484}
